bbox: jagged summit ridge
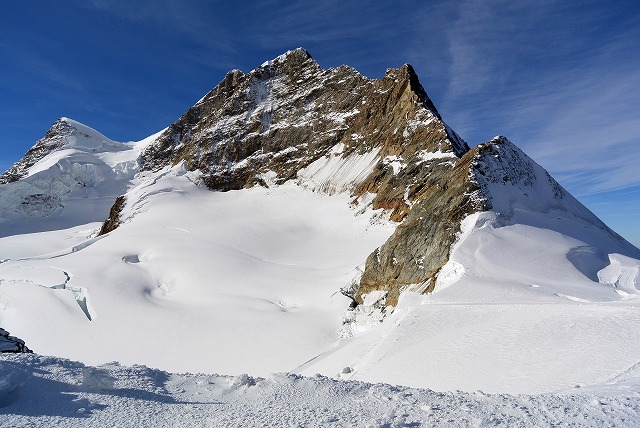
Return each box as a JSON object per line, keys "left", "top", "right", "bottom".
{"left": 140, "top": 49, "right": 468, "bottom": 220}
{"left": 259, "top": 47, "right": 313, "bottom": 67}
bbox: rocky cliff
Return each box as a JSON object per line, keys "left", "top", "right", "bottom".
{"left": 140, "top": 48, "right": 468, "bottom": 222}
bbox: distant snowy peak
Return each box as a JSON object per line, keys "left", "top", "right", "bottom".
{"left": 0, "top": 118, "right": 126, "bottom": 184}
{"left": 471, "top": 136, "right": 565, "bottom": 206}
{"left": 55, "top": 117, "right": 120, "bottom": 149}
{"left": 0, "top": 118, "right": 147, "bottom": 230}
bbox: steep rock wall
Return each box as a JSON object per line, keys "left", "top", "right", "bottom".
{"left": 140, "top": 48, "right": 468, "bottom": 221}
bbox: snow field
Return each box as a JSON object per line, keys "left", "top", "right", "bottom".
{"left": 0, "top": 167, "right": 395, "bottom": 375}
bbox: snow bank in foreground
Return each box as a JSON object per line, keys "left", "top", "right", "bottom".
{"left": 1, "top": 354, "right": 639, "bottom": 428}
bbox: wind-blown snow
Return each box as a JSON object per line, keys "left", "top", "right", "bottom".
{"left": 2, "top": 353, "right": 640, "bottom": 427}
{"left": 297, "top": 145, "right": 380, "bottom": 195}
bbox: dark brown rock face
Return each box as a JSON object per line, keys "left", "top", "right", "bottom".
{"left": 0, "top": 327, "right": 31, "bottom": 353}
{"left": 98, "top": 195, "right": 126, "bottom": 236}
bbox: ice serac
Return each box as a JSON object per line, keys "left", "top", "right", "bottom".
{"left": 139, "top": 48, "right": 468, "bottom": 221}
{"left": 0, "top": 118, "right": 118, "bottom": 184}
{"left": 0, "top": 118, "right": 142, "bottom": 236}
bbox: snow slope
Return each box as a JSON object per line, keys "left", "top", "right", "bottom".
{"left": 0, "top": 154, "right": 394, "bottom": 375}
{"left": 0, "top": 118, "right": 159, "bottom": 237}
{"left": 1, "top": 353, "right": 640, "bottom": 427}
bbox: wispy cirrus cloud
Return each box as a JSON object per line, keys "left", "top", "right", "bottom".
{"left": 83, "top": 0, "right": 240, "bottom": 70}
{"left": 0, "top": 41, "right": 86, "bottom": 93}
{"left": 434, "top": 0, "right": 640, "bottom": 197}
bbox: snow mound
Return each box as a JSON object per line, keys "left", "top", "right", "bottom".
{"left": 0, "top": 167, "right": 394, "bottom": 375}
{"left": 1, "top": 353, "right": 640, "bottom": 427}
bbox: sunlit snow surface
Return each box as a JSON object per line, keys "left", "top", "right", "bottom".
{"left": 0, "top": 166, "right": 394, "bottom": 375}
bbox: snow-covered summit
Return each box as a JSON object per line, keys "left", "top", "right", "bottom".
{"left": 56, "top": 117, "right": 123, "bottom": 150}
{"left": 469, "top": 136, "right": 639, "bottom": 255}
{"left": 0, "top": 118, "right": 156, "bottom": 236}
{"left": 0, "top": 118, "right": 132, "bottom": 185}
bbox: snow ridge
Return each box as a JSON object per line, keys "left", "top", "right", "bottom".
{"left": 2, "top": 353, "right": 640, "bottom": 427}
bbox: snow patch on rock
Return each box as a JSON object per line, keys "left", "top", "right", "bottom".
{"left": 297, "top": 145, "right": 380, "bottom": 195}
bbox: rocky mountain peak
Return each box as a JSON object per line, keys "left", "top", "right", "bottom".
{"left": 259, "top": 47, "right": 314, "bottom": 68}
{"left": 140, "top": 49, "right": 468, "bottom": 219}
{"left": 6, "top": 49, "right": 634, "bottom": 316}
{"left": 386, "top": 64, "right": 443, "bottom": 123}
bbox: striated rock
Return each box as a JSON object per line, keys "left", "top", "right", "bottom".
{"left": 357, "top": 148, "right": 485, "bottom": 305}
{"left": 0, "top": 327, "right": 31, "bottom": 353}
{"left": 140, "top": 48, "right": 468, "bottom": 221}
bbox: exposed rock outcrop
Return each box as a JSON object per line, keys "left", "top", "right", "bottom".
{"left": 140, "top": 48, "right": 468, "bottom": 221}
{"left": 134, "top": 49, "right": 478, "bottom": 306}
{"left": 357, "top": 148, "right": 486, "bottom": 305}
{"left": 98, "top": 195, "right": 126, "bottom": 236}
{"left": 0, "top": 327, "right": 31, "bottom": 353}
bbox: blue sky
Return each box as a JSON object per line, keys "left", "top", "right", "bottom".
{"left": 1, "top": 1, "right": 638, "bottom": 246}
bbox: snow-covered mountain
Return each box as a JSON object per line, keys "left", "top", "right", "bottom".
{"left": 1, "top": 48, "right": 640, "bottom": 416}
